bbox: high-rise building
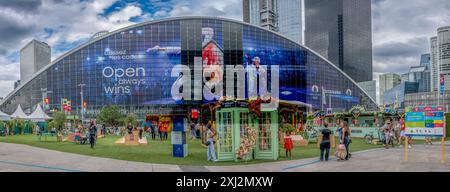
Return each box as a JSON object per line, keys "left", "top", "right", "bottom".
{"left": 243, "top": 0, "right": 373, "bottom": 83}
{"left": 379, "top": 73, "right": 402, "bottom": 105}
{"left": 383, "top": 82, "right": 419, "bottom": 108}
{"left": 20, "top": 39, "right": 51, "bottom": 83}
{"left": 438, "top": 26, "right": 450, "bottom": 91}
{"left": 401, "top": 73, "right": 409, "bottom": 82}
{"left": 304, "top": 0, "right": 373, "bottom": 83}
{"left": 357, "top": 80, "right": 376, "bottom": 103}
{"left": 408, "top": 66, "right": 431, "bottom": 93}
{"left": 430, "top": 36, "right": 439, "bottom": 91}
{"left": 404, "top": 90, "right": 450, "bottom": 112}
{"left": 243, "top": 0, "right": 305, "bottom": 44}
{"left": 420, "top": 53, "right": 430, "bottom": 69}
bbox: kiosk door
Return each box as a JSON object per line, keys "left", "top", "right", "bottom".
{"left": 255, "top": 111, "right": 279, "bottom": 160}
{"left": 217, "top": 111, "right": 235, "bottom": 161}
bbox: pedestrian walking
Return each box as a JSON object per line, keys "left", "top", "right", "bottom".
{"left": 206, "top": 123, "right": 217, "bottom": 162}
{"left": 320, "top": 123, "right": 332, "bottom": 162}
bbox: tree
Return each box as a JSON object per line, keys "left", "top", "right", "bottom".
{"left": 281, "top": 123, "right": 296, "bottom": 134}
{"left": 97, "top": 105, "right": 122, "bottom": 128}
{"left": 53, "top": 112, "right": 66, "bottom": 134}
{"left": 124, "top": 113, "right": 138, "bottom": 127}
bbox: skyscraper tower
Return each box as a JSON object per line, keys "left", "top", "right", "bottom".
{"left": 243, "top": 0, "right": 373, "bottom": 83}
{"left": 430, "top": 36, "right": 439, "bottom": 91}
{"left": 304, "top": 0, "right": 373, "bottom": 83}
{"left": 243, "top": 0, "right": 305, "bottom": 44}
{"left": 438, "top": 26, "right": 450, "bottom": 91}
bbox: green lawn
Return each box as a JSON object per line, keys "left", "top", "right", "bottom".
{"left": 0, "top": 134, "right": 382, "bottom": 166}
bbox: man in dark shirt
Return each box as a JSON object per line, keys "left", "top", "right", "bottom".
{"left": 320, "top": 124, "right": 332, "bottom": 161}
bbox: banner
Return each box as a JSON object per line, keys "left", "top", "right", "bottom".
{"left": 405, "top": 106, "right": 445, "bottom": 137}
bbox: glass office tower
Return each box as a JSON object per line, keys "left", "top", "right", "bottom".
{"left": 243, "top": 0, "right": 305, "bottom": 45}
{"left": 304, "top": 0, "right": 373, "bottom": 83}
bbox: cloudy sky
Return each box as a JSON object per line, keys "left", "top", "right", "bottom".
{"left": 0, "top": 0, "right": 450, "bottom": 100}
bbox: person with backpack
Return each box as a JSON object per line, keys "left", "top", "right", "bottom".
{"left": 88, "top": 120, "right": 97, "bottom": 149}
{"left": 320, "top": 123, "right": 332, "bottom": 162}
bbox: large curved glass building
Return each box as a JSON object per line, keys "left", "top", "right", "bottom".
{"left": 0, "top": 17, "right": 377, "bottom": 117}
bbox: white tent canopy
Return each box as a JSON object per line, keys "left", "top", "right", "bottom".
{"left": 10, "top": 104, "right": 29, "bottom": 119}
{"left": 27, "top": 104, "right": 51, "bottom": 122}
{"left": 0, "top": 110, "right": 11, "bottom": 121}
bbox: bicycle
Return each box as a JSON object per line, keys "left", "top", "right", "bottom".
{"left": 364, "top": 132, "right": 374, "bottom": 144}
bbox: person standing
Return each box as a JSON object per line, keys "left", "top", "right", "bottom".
{"left": 138, "top": 123, "right": 143, "bottom": 140}
{"left": 284, "top": 132, "right": 293, "bottom": 159}
{"left": 338, "top": 121, "right": 351, "bottom": 160}
{"left": 88, "top": 121, "right": 97, "bottom": 149}
{"left": 102, "top": 124, "right": 107, "bottom": 137}
{"left": 425, "top": 137, "right": 433, "bottom": 145}
{"left": 150, "top": 122, "right": 156, "bottom": 140}
{"left": 190, "top": 122, "right": 196, "bottom": 140}
{"left": 206, "top": 124, "right": 217, "bottom": 162}
{"left": 393, "top": 119, "right": 401, "bottom": 145}
{"left": 35, "top": 124, "right": 41, "bottom": 136}
{"left": 383, "top": 120, "right": 394, "bottom": 149}
{"left": 126, "top": 123, "right": 133, "bottom": 135}
{"left": 320, "top": 123, "right": 332, "bottom": 162}
{"left": 195, "top": 122, "right": 201, "bottom": 139}
{"left": 5, "top": 124, "right": 9, "bottom": 136}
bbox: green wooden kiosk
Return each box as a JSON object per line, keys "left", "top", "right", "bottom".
{"left": 215, "top": 101, "right": 279, "bottom": 161}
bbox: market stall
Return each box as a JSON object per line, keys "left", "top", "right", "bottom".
{"left": 215, "top": 101, "right": 278, "bottom": 161}
{"left": 0, "top": 111, "right": 11, "bottom": 136}
{"left": 313, "top": 105, "right": 388, "bottom": 139}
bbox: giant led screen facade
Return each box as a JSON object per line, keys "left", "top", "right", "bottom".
{"left": 0, "top": 18, "right": 377, "bottom": 116}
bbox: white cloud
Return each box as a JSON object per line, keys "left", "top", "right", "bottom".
{"left": 0, "top": 0, "right": 147, "bottom": 97}
{"left": 108, "top": 4, "right": 143, "bottom": 24}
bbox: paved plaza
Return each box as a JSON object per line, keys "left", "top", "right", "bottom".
{"left": 0, "top": 142, "right": 449, "bottom": 172}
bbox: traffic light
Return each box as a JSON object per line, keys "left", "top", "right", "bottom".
{"left": 83, "top": 101, "right": 87, "bottom": 108}
{"left": 44, "top": 98, "right": 50, "bottom": 104}
{"left": 191, "top": 109, "right": 198, "bottom": 119}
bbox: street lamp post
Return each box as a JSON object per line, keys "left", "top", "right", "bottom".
{"left": 78, "top": 84, "right": 86, "bottom": 123}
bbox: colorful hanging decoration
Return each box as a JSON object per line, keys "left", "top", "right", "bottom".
{"left": 236, "top": 126, "right": 257, "bottom": 160}
{"left": 248, "top": 97, "right": 271, "bottom": 118}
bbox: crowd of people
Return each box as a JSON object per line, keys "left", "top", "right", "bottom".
{"left": 380, "top": 118, "right": 413, "bottom": 149}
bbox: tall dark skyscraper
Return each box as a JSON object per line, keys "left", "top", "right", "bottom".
{"left": 305, "top": 0, "right": 373, "bottom": 83}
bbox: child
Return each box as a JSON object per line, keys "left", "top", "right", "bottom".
{"left": 284, "top": 132, "right": 293, "bottom": 159}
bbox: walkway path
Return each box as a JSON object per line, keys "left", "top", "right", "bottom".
{"left": 0, "top": 142, "right": 449, "bottom": 172}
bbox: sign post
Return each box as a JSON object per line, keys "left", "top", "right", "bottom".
{"left": 172, "top": 117, "right": 187, "bottom": 158}
{"left": 405, "top": 106, "right": 445, "bottom": 163}
{"left": 405, "top": 137, "right": 409, "bottom": 161}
